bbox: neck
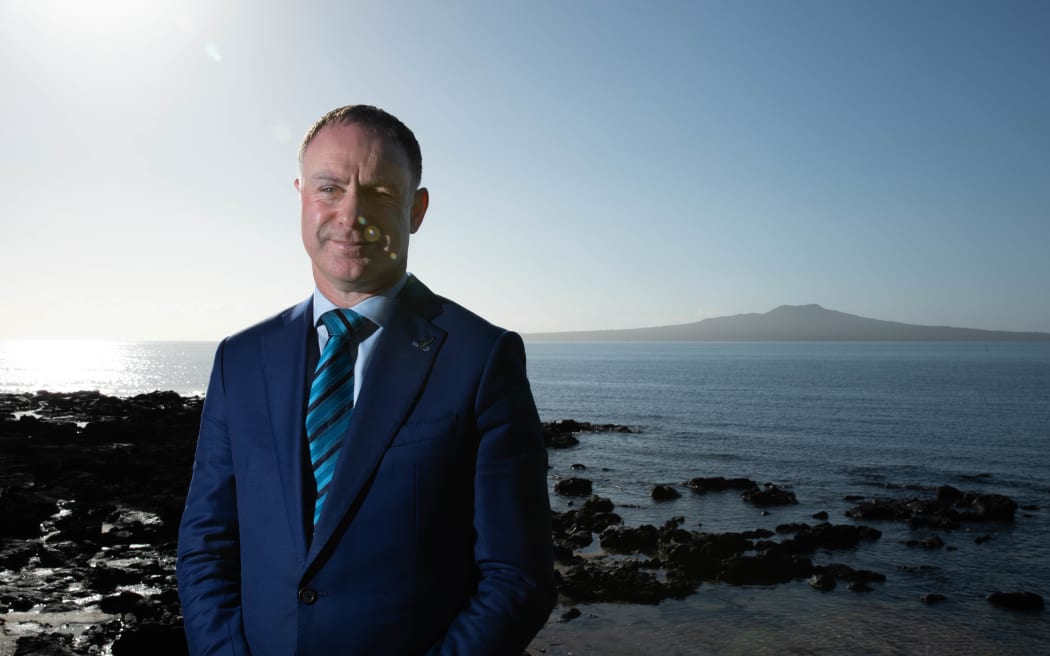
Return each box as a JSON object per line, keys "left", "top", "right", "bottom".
{"left": 313, "top": 271, "right": 406, "bottom": 308}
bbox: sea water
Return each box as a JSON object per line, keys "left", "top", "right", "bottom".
{"left": 1, "top": 340, "right": 1047, "bottom": 654}
{"left": 528, "top": 341, "right": 1050, "bottom": 655}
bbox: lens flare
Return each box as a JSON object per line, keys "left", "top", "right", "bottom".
{"left": 364, "top": 226, "right": 380, "bottom": 242}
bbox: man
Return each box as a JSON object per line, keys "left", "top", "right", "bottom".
{"left": 177, "top": 105, "right": 555, "bottom": 655}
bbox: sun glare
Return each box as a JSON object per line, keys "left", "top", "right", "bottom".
{"left": 0, "top": 340, "right": 129, "bottom": 393}
{"left": 10, "top": 0, "right": 178, "bottom": 43}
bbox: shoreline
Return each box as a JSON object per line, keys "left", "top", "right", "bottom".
{"left": 1, "top": 390, "right": 1045, "bottom": 655}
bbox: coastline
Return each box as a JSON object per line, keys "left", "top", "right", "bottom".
{"left": 1, "top": 390, "right": 1045, "bottom": 655}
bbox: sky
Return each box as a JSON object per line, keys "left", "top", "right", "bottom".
{"left": 1, "top": 0, "right": 1048, "bottom": 340}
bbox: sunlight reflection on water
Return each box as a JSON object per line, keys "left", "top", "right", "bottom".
{"left": 0, "top": 340, "right": 214, "bottom": 397}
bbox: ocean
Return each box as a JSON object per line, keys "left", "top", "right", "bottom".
{"left": 1, "top": 340, "right": 1048, "bottom": 654}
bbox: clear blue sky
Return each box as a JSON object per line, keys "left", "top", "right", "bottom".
{"left": 2, "top": 0, "right": 1048, "bottom": 339}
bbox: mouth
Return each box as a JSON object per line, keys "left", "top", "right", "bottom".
{"left": 326, "top": 237, "right": 375, "bottom": 248}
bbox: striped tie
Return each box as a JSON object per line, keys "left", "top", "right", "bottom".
{"left": 307, "top": 309, "right": 369, "bottom": 527}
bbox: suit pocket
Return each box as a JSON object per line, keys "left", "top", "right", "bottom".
{"left": 387, "top": 414, "right": 458, "bottom": 449}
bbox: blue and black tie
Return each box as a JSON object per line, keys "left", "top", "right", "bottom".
{"left": 306, "top": 308, "right": 369, "bottom": 527}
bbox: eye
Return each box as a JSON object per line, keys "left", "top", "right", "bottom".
{"left": 362, "top": 187, "right": 398, "bottom": 202}
{"left": 319, "top": 185, "right": 337, "bottom": 193}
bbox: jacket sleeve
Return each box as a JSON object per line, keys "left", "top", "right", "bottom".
{"left": 427, "top": 331, "right": 556, "bottom": 655}
{"left": 176, "top": 339, "right": 252, "bottom": 656}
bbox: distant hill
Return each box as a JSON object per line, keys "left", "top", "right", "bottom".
{"left": 525, "top": 304, "right": 1050, "bottom": 341}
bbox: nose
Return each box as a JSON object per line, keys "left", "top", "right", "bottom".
{"left": 335, "top": 186, "right": 361, "bottom": 225}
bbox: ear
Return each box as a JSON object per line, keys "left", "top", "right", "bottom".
{"left": 410, "top": 187, "right": 429, "bottom": 234}
{"left": 294, "top": 177, "right": 302, "bottom": 192}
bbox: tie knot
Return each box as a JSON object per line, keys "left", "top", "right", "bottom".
{"left": 319, "top": 308, "right": 368, "bottom": 339}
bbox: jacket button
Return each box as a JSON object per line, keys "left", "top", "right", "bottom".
{"left": 298, "top": 588, "right": 318, "bottom": 605}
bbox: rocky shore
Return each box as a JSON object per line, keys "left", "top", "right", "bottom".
{"left": 0, "top": 391, "right": 198, "bottom": 655}
{"left": 0, "top": 391, "right": 1043, "bottom": 654}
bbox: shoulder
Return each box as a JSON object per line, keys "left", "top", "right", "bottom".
{"left": 399, "top": 276, "right": 509, "bottom": 345}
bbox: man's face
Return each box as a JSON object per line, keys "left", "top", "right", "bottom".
{"left": 296, "top": 122, "right": 427, "bottom": 301}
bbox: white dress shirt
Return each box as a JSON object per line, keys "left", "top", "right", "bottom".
{"left": 311, "top": 272, "right": 410, "bottom": 402}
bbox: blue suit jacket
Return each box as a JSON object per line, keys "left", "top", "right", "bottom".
{"left": 176, "top": 277, "right": 555, "bottom": 655}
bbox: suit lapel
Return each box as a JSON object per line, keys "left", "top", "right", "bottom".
{"left": 305, "top": 279, "right": 447, "bottom": 569}
{"left": 261, "top": 297, "right": 313, "bottom": 565}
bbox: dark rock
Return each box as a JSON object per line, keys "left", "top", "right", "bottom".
{"left": 544, "top": 419, "right": 585, "bottom": 434}
{"left": 974, "top": 534, "right": 994, "bottom": 544}
{"left": 0, "top": 391, "right": 200, "bottom": 655}
{"left": 971, "top": 494, "right": 1017, "bottom": 521}
{"left": 542, "top": 420, "right": 632, "bottom": 449}
{"left": 551, "top": 508, "right": 621, "bottom": 535}
{"left": 581, "top": 495, "right": 615, "bottom": 514}
{"left": 921, "top": 593, "right": 948, "bottom": 604}
{"left": 559, "top": 607, "right": 582, "bottom": 622}
{"left": 558, "top": 560, "right": 694, "bottom": 604}
{"left": 846, "top": 488, "right": 1018, "bottom": 531}
{"left": 814, "top": 563, "right": 885, "bottom": 584}
{"left": 808, "top": 574, "right": 836, "bottom": 591}
{"left": 986, "top": 591, "right": 1044, "bottom": 611}
{"left": 658, "top": 524, "right": 692, "bottom": 545}
{"left": 600, "top": 524, "right": 661, "bottom": 555}
{"left": 848, "top": 581, "right": 873, "bottom": 593}
{"left": 790, "top": 523, "right": 882, "bottom": 552}
{"left": 543, "top": 432, "right": 579, "bottom": 449}
{"left": 935, "top": 485, "right": 964, "bottom": 503}
{"left": 111, "top": 623, "right": 188, "bottom": 656}
{"left": 554, "top": 477, "right": 593, "bottom": 497}
{"left": 811, "top": 511, "right": 829, "bottom": 520}
{"left": 0, "top": 542, "right": 42, "bottom": 570}
{"left": 567, "top": 530, "right": 593, "bottom": 547}
{"left": 2, "top": 594, "right": 37, "bottom": 612}
{"left": 570, "top": 463, "right": 586, "bottom": 470}
{"left": 659, "top": 530, "right": 755, "bottom": 581}
{"left": 583, "top": 512, "right": 622, "bottom": 533}
{"left": 845, "top": 499, "right": 908, "bottom": 521}
{"left": 552, "top": 540, "right": 581, "bottom": 565}
{"left": 741, "top": 528, "right": 774, "bottom": 539}
{"left": 98, "top": 591, "right": 147, "bottom": 614}
{"left": 858, "top": 526, "right": 884, "bottom": 541}
{"left": 0, "top": 485, "right": 57, "bottom": 539}
{"left": 84, "top": 564, "right": 146, "bottom": 593}
{"left": 651, "top": 485, "right": 681, "bottom": 501}
{"left": 3, "top": 415, "right": 79, "bottom": 443}
{"left": 741, "top": 484, "right": 798, "bottom": 507}
{"left": 14, "top": 633, "right": 78, "bottom": 656}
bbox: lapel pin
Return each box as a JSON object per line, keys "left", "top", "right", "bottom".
{"left": 411, "top": 337, "right": 434, "bottom": 352}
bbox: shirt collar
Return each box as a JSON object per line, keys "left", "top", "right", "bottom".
{"left": 312, "top": 272, "right": 410, "bottom": 331}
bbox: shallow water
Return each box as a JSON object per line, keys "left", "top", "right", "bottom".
{"left": 528, "top": 341, "right": 1050, "bottom": 655}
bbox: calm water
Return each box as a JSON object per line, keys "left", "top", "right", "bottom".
{"left": 528, "top": 341, "right": 1050, "bottom": 656}
{"left": 1, "top": 339, "right": 1048, "bottom": 654}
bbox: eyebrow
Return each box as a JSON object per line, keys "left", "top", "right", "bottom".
{"left": 310, "top": 171, "right": 403, "bottom": 191}
{"left": 310, "top": 172, "right": 345, "bottom": 183}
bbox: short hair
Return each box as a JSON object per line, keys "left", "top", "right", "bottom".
{"left": 298, "top": 104, "right": 423, "bottom": 187}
